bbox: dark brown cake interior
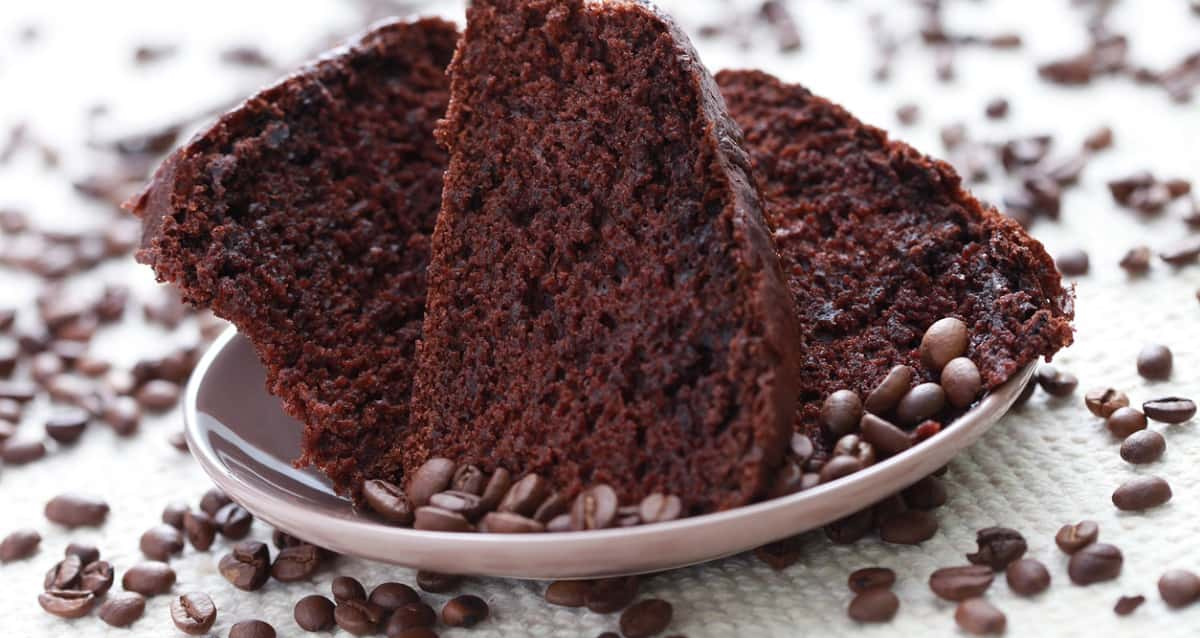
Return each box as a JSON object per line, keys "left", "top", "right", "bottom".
{"left": 717, "top": 69, "right": 1074, "bottom": 447}
{"left": 408, "top": 0, "right": 801, "bottom": 514}
{"left": 131, "top": 19, "right": 458, "bottom": 495}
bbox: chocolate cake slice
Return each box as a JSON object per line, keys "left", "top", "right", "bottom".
{"left": 409, "top": 0, "right": 802, "bottom": 515}
{"left": 716, "top": 70, "right": 1074, "bottom": 445}
{"left": 129, "top": 19, "right": 459, "bottom": 495}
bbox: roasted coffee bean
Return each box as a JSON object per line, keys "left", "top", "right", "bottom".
{"left": 31, "top": 352, "right": 65, "bottom": 384}
{"left": 183, "top": 511, "right": 216, "bottom": 550}
{"left": 825, "top": 509, "right": 873, "bottom": 545}
{"left": 408, "top": 458, "right": 456, "bottom": 507}
{"left": 140, "top": 523, "right": 184, "bottom": 560}
{"left": 929, "top": 565, "right": 995, "bottom": 601}
{"left": 754, "top": 535, "right": 804, "bottom": 570}
{"left": 1120, "top": 430, "right": 1165, "bottom": 464}
{"left": 1158, "top": 569, "right": 1200, "bottom": 608}
{"left": 1084, "top": 126, "right": 1114, "bottom": 151}
{"left": 214, "top": 502, "right": 253, "bottom": 539}
{"left": 1112, "top": 475, "right": 1172, "bottom": 511}
{"left": 819, "top": 455, "right": 863, "bottom": 484}
{"left": 790, "top": 431, "right": 814, "bottom": 463}
{"left": 272, "top": 543, "right": 321, "bottom": 581}
{"left": 101, "top": 396, "right": 140, "bottom": 435}
{"left": 1143, "top": 397, "right": 1196, "bottom": 423}
{"left": 80, "top": 560, "right": 115, "bottom": 595}
{"left": 618, "top": 598, "right": 672, "bottom": 637}
{"left": 984, "top": 97, "right": 1009, "bottom": 119}
{"left": 122, "top": 561, "right": 176, "bottom": 596}
{"left": 847, "top": 588, "right": 899, "bottom": 623}
{"left": 872, "top": 493, "right": 907, "bottom": 528}
{"left": 388, "top": 601, "right": 437, "bottom": 633}
{"left": 363, "top": 479, "right": 415, "bottom": 525}
{"left": 162, "top": 501, "right": 189, "bottom": 529}
{"left": 335, "top": 599, "right": 385, "bottom": 636}
{"left": 39, "top": 589, "right": 95, "bottom": 619}
{"left": 859, "top": 414, "right": 911, "bottom": 457}
{"left": 570, "top": 484, "right": 619, "bottom": 530}
{"left": 833, "top": 433, "right": 876, "bottom": 466}
{"left": 219, "top": 541, "right": 270, "bottom": 591}
{"left": 955, "top": 598, "right": 1006, "bottom": 635}
{"left": 478, "top": 467, "right": 511, "bottom": 511}
{"left": 1161, "top": 236, "right": 1200, "bottom": 265}
{"left": 45, "top": 493, "right": 109, "bottom": 528}
{"left": 45, "top": 554, "right": 83, "bottom": 589}
{"left": 903, "top": 475, "right": 948, "bottom": 510}
{"left": 0, "top": 380, "right": 37, "bottom": 402}
{"left": 480, "top": 511, "right": 544, "bottom": 533}
{"left": 1055, "top": 520, "right": 1100, "bottom": 554}
{"left": 294, "top": 595, "right": 336, "bottom": 631}
{"left": 368, "top": 581, "right": 419, "bottom": 610}
{"left": 1085, "top": 387, "right": 1129, "bottom": 418}
{"left": 895, "top": 103, "right": 920, "bottom": 125}
{"left": 0, "top": 528, "right": 40, "bottom": 562}
{"left": 820, "top": 390, "right": 863, "bottom": 437}
{"left": 2, "top": 439, "right": 47, "bottom": 464}
{"left": 529, "top": 492, "right": 566, "bottom": 523}
{"left": 230, "top": 619, "right": 276, "bottom": 638}
{"left": 416, "top": 570, "right": 462, "bottom": 593}
{"left": 451, "top": 464, "right": 485, "bottom": 495}
{"left": 921, "top": 318, "right": 968, "bottom": 371}
{"left": 1137, "top": 344, "right": 1173, "bottom": 379}
{"left": 414, "top": 506, "right": 474, "bottom": 532}
{"left": 865, "top": 365, "right": 915, "bottom": 415}
{"left": 442, "top": 594, "right": 489, "bottom": 628}
{"left": 848, "top": 567, "right": 896, "bottom": 593}
{"left": 499, "top": 473, "right": 551, "bottom": 516}
{"left": 586, "top": 576, "right": 639, "bottom": 614}
{"left": 1056, "top": 249, "right": 1090, "bottom": 276}
{"left": 332, "top": 576, "right": 366, "bottom": 603}
{"left": 44, "top": 408, "right": 88, "bottom": 444}
{"left": 1069, "top": 543, "right": 1123, "bottom": 585}
{"left": 98, "top": 591, "right": 145, "bottom": 627}
{"left": 170, "top": 592, "right": 217, "bottom": 635}
{"left": 429, "top": 490, "right": 485, "bottom": 519}
{"left": 966, "top": 527, "right": 1027, "bottom": 570}
{"left": 1006, "top": 558, "right": 1051, "bottom": 596}
{"left": 1114, "top": 594, "right": 1145, "bottom": 616}
{"left": 1106, "top": 407, "right": 1147, "bottom": 438}
{"left": 199, "top": 487, "right": 231, "bottom": 516}
{"left": 135, "top": 379, "right": 180, "bottom": 411}
{"left": 638, "top": 493, "right": 683, "bottom": 524}
{"left": 1120, "top": 245, "right": 1153, "bottom": 274}
{"left": 895, "top": 383, "right": 946, "bottom": 426}
{"left": 545, "top": 580, "right": 592, "bottom": 607}
{"left": 941, "top": 357, "right": 982, "bottom": 408}
{"left": 879, "top": 509, "right": 938, "bottom": 545}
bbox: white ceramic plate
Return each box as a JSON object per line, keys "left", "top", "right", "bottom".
{"left": 185, "top": 327, "right": 1034, "bottom": 580}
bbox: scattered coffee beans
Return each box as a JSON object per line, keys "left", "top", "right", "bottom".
{"left": 1137, "top": 344, "right": 1173, "bottom": 379}
{"left": 66, "top": 543, "right": 100, "bottom": 567}
{"left": 1120, "top": 430, "right": 1165, "bottom": 464}
{"left": 903, "top": 476, "right": 948, "bottom": 510}
{"left": 1055, "top": 520, "right": 1099, "bottom": 554}
{"left": 230, "top": 619, "right": 276, "bottom": 638}
{"left": 80, "top": 560, "right": 114, "bottom": 595}
{"left": 2, "top": 439, "right": 46, "bottom": 464}
{"left": 98, "top": 591, "right": 145, "bottom": 627}
{"left": 619, "top": 598, "right": 673, "bottom": 637}
{"left": 0, "top": 528, "right": 40, "bottom": 562}
{"left": 847, "top": 588, "right": 899, "bottom": 623}
{"left": 966, "top": 527, "right": 1027, "bottom": 570}
{"left": 294, "top": 594, "right": 336, "bottom": 631}
{"left": 929, "top": 565, "right": 995, "bottom": 601}
{"left": 1006, "top": 558, "right": 1051, "bottom": 596}
{"left": 170, "top": 592, "right": 217, "bottom": 635}
{"left": 162, "top": 501, "right": 189, "bottom": 529}
{"left": 1114, "top": 594, "right": 1145, "bottom": 616}
{"left": 388, "top": 601, "right": 437, "bottom": 633}
{"left": 879, "top": 509, "right": 938, "bottom": 545}
{"left": 140, "top": 523, "right": 184, "bottom": 560}
{"left": 1112, "top": 475, "right": 1172, "bottom": 511}
{"left": 586, "top": 576, "right": 639, "bottom": 613}
{"left": 1056, "top": 248, "right": 1090, "bottom": 276}
{"left": 44, "top": 493, "right": 109, "bottom": 527}
{"left": 416, "top": 570, "right": 462, "bottom": 593}
{"left": 335, "top": 598, "right": 385, "bottom": 635}
{"left": 1105, "top": 407, "right": 1147, "bottom": 438}
{"left": 442, "top": 594, "right": 489, "bottom": 628}
{"left": 1069, "top": 543, "right": 1123, "bottom": 585}
{"left": 370, "top": 582, "right": 419, "bottom": 610}
{"left": 1120, "top": 246, "right": 1152, "bottom": 273}
{"left": 1142, "top": 397, "right": 1196, "bottom": 423}
{"left": 183, "top": 510, "right": 216, "bottom": 550}
{"left": 272, "top": 543, "right": 321, "bottom": 581}
{"left": 920, "top": 317, "right": 968, "bottom": 371}
{"left": 44, "top": 408, "right": 88, "bottom": 444}
{"left": 1085, "top": 388, "right": 1129, "bottom": 418}
{"left": 214, "top": 502, "right": 254, "bottom": 539}
{"left": 955, "top": 598, "right": 1006, "bottom": 635}
{"left": 1158, "top": 569, "right": 1200, "bottom": 608}
{"left": 199, "top": 488, "right": 231, "bottom": 516}
{"left": 332, "top": 576, "right": 367, "bottom": 603}
{"left": 122, "top": 561, "right": 176, "bottom": 596}
{"left": 848, "top": 567, "right": 896, "bottom": 593}
{"left": 546, "top": 580, "right": 592, "bottom": 607}
{"left": 39, "top": 589, "right": 95, "bottom": 619}
{"left": 220, "top": 541, "right": 271, "bottom": 591}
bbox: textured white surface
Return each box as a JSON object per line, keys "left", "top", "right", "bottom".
{"left": 0, "top": 1, "right": 1198, "bottom": 636}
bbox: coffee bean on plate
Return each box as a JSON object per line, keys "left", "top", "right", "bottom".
{"left": 570, "top": 484, "right": 619, "bottom": 530}
{"left": 214, "top": 502, "right": 253, "bottom": 539}
{"left": 1106, "top": 407, "right": 1147, "bottom": 438}
{"left": 122, "top": 561, "right": 176, "bottom": 596}
{"left": 545, "top": 580, "right": 592, "bottom": 607}
{"left": 416, "top": 570, "right": 462, "bottom": 593}
{"left": 140, "top": 523, "right": 184, "bottom": 560}
{"left": 45, "top": 493, "right": 109, "bottom": 527}
{"left": 848, "top": 567, "right": 896, "bottom": 593}
{"left": 332, "top": 576, "right": 366, "bottom": 603}
{"left": 1120, "top": 430, "right": 1165, "bottom": 464}
{"left": 1142, "top": 397, "right": 1196, "bottom": 423}
{"left": 879, "top": 509, "right": 938, "bottom": 545}
{"left": 859, "top": 415, "right": 911, "bottom": 457}
{"left": 847, "top": 588, "right": 899, "bottom": 623}
{"left": 219, "top": 541, "right": 270, "bottom": 591}
{"left": 1069, "top": 543, "right": 1123, "bottom": 585}
{"left": 920, "top": 317, "right": 968, "bottom": 371}
{"left": 429, "top": 490, "right": 485, "bottom": 519}
{"left": 1137, "top": 344, "right": 1173, "bottom": 379}
{"left": 638, "top": 493, "right": 683, "bottom": 524}
{"left": 819, "top": 455, "right": 863, "bottom": 484}
{"left": 39, "top": 589, "right": 95, "bottom": 619}
{"left": 99, "top": 591, "right": 146, "bottom": 627}
{"left": 334, "top": 599, "right": 385, "bottom": 635}
{"left": 1114, "top": 594, "right": 1145, "bottom": 615}
{"left": 820, "top": 389, "right": 863, "bottom": 437}
{"left": 183, "top": 510, "right": 216, "bottom": 550}
{"left": 1055, "top": 520, "right": 1099, "bottom": 553}
{"left": 966, "top": 527, "right": 1027, "bottom": 570}
{"left": 1158, "top": 569, "right": 1200, "bottom": 608}
{"left": 414, "top": 506, "right": 474, "bottom": 532}
{"left": 0, "top": 528, "right": 40, "bottom": 562}
{"left": 478, "top": 467, "right": 512, "bottom": 511}
{"left": 1085, "top": 388, "right": 1129, "bottom": 418}
{"left": 362, "top": 479, "right": 414, "bottom": 525}
{"left": 865, "top": 365, "right": 915, "bottom": 415}
{"left": 1006, "top": 558, "right": 1051, "bottom": 595}
{"left": 930, "top": 565, "right": 995, "bottom": 601}
{"left": 498, "top": 473, "right": 551, "bottom": 517}
{"left": 199, "top": 487, "right": 232, "bottom": 516}
{"left": 408, "top": 458, "right": 456, "bottom": 507}
{"left": 955, "top": 598, "right": 1006, "bottom": 635}
{"left": 230, "top": 619, "right": 276, "bottom": 638}
{"left": 1112, "top": 475, "right": 1172, "bottom": 511}
{"left": 833, "top": 434, "right": 876, "bottom": 466}
{"left": 480, "top": 511, "right": 544, "bottom": 533}
{"left": 294, "top": 595, "right": 336, "bottom": 631}
{"left": 170, "top": 592, "right": 217, "bottom": 635}
{"left": 619, "top": 598, "right": 672, "bottom": 637}
{"left": 272, "top": 543, "right": 321, "bottom": 582}
{"left": 442, "top": 594, "right": 489, "bottom": 628}
{"left": 895, "top": 383, "right": 946, "bottom": 426}
{"left": 80, "top": 559, "right": 115, "bottom": 595}
{"left": 586, "top": 576, "right": 639, "bottom": 613}
{"left": 941, "top": 357, "right": 982, "bottom": 408}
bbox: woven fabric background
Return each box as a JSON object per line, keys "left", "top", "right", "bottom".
{"left": 1, "top": 1, "right": 1197, "bottom": 636}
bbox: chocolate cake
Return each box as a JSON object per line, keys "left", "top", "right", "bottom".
{"left": 129, "top": 19, "right": 459, "bottom": 495}
{"left": 716, "top": 69, "right": 1074, "bottom": 446}
{"left": 408, "top": 0, "right": 802, "bottom": 515}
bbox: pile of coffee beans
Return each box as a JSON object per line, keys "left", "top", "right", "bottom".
{"left": 289, "top": 572, "right": 491, "bottom": 636}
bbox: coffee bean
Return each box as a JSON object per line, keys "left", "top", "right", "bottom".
{"left": 1106, "top": 407, "right": 1147, "bottom": 438}
{"left": 955, "top": 598, "right": 1006, "bottom": 635}
{"left": 416, "top": 570, "right": 462, "bottom": 593}
{"left": 921, "top": 317, "right": 969, "bottom": 371}
{"left": 847, "top": 588, "right": 898, "bottom": 623}
{"left": 408, "top": 458, "right": 456, "bottom": 507}
{"left": 414, "top": 506, "right": 474, "bottom": 532}
{"left": 478, "top": 467, "right": 511, "bottom": 511}
{"left": 865, "top": 365, "right": 915, "bottom": 415}
{"left": 848, "top": 567, "right": 896, "bottom": 593}
{"left": 820, "top": 390, "right": 863, "bottom": 437}
{"left": 442, "top": 594, "right": 489, "bottom": 628}
{"left": 618, "top": 598, "right": 672, "bottom": 637}
{"left": 638, "top": 493, "right": 682, "bottom": 524}
{"left": 294, "top": 595, "right": 336, "bottom": 631}
{"left": 984, "top": 97, "right": 1009, "bottom": 119}
{"left": 45, "top": 554, "right": 83, "bottom": 589}
{"left": 45, "top": 493, "right": 108, "bottom": 527}
{"left": 1085, "top": 387, "right": 1129, "bottom": 418}
{"left": 819, "top": 455, "right": 863, "bottom": 484}
{"left": 98, "top": 591, "right": 145, "bottom": 627}
{"left": 856, "top": 415, "right": 909, "bottom": 458}
{"left": 273, "top": 543, "right": 321, "bottom": 581}
{"left": 545, "top": 580, "right": 592, "bottom": 607}
{"left": 1158, "top": 569, "right": 1200, "bottom": 608}
{"left": 39, "top": 589, "right": 95, "bottom": 619}
{"left": 570, "top": 484, "right": 618, "bottom": 530}
{"left": 135, "top": 379, "right": 180, "bottom": 411}
{"left": 183, "top": 510, "right": 216, "bottom": 550}
{"left": 498, "top": 473, "right": 551, "bottom": 517}
{"left": 362, "top": 479, "right": 414, "bottom": 525}
{"left": 941, "top": 357, "right": 982, "bottom": 408}
{"left": 448, "top": 464, "right": 485, "bottom": 495}
{"left": 388, "top": 601, "right": 437, "bottom": 633}
{"left": 1137, "top": 344, "right": 1173, "bottom": 379}
{"left": 170, "top": 592, "right": 217, "bottom": 635}
{"left": 44, "top": 408, "right": 88, "bottom": 444}
{"left": 833, "top": 433, "right": 876, "bottom": 465}
{"left": 895, "top": 383, "right": 946, "bottom": 426}
{"left": 161, "top": 501, "right": 189, "bottom": 529}
{"left": 0, "top": 528, "right": 40, "bottom": 562}
{"left": 0, "top": 380, "right": 37, "bottom": 402}
{"left": 364, "top": 581, "right": 417, "bottom": 610}
{"left": 1056, "top": 249, "right": 1090, "bottom": 276}
{"left": 80, "top": 560, "right": 114, "bottom": 595}
{"left": 1119, "top": 245, "right": 1153, "bottom": 274}
{"left": 1120, "top": 430, "right": 1165, "bottom": 464}
{"left": 1114, "top": 594, "right": 1145, "bottom": 616}
{"left": 330, "top": 576, "right": 366, "bottom": 603}
{"left": 1161, "top": 236, "right": 1200, "bottom": 265}
{"left": 429, "top": 490, "right": 485, "bottom": 519}
{"left": 1069, "top": 543, "right": 1123, "bottom": 585}
{"left": 1006, "top": 558, "right": 1051, "bottom": 596}
{"left": 122, "top": 561, "right": 176, "bottom": 596}
{"left": 825, "top": 509, "right": 873, "bottom": 545}
{"left": 929, "top": 565, "right": 995, "bottom": 601}
{"left": 102, "top": 396, "right": 140, "bottom": 435}
{"left": 895, "top": 103, "right": 920, "bottom": 125}
{"left": 335, "top": 599, "right": 385, "bottom": 635}
{"left": 1143, "top": 397, "right": 1196, "bottom": 423}
{"left": 1112, "top": 475, "right": 1172, "bottom": 511}
{"left": 586, "top": 576, "right": 639, "bottom": 613}
{"left": 754, "top": 535, "right": 804, "bottom": 569}
{"left": 966, "top": 527, "right": 1027, "bottom": 570}
{"left": 199, "top": 487, "right": 231, "bottom": 516}
{"left": 230, "top": 619, "right": 276, "bottom": 638}
{"left": 214, "top": 502, "right": 253, "bottom": 539}
{"left": 879, "top": 509, "right": 937, "bottom": 545}
{"left": 2, "top": 438, "right": 46, "bottom": 464}
{"left": 1055, "top": 520, "right": 1099, "bottom": 554}
{"left": 480, "top": 511, "right": 544, "bottom": 533}
{"left": 902, "top": 475, "right": 947, "bottom": 510}
{"left": 140, "top": 523, "right": 184, "bottom": 560}
{"left": 219, "top": 541, "right": 270, "bottom": 591}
